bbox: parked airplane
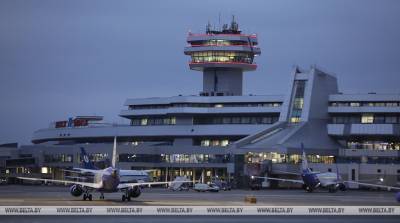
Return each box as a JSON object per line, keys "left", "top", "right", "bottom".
{"left": 77, "top": 147, "right": 151, "bottom": 183}
{"left": 18, "top": 137, "right": 188, "bottom": 201}
{"left": 252, "top": 144, "right": 400, "bottom": 201}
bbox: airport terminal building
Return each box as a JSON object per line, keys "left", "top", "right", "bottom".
{"left": 1, "top": 19, "right": 400, "bottom": 188}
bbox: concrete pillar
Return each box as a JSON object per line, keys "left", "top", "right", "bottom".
{"left": 192, "top": 168, "right": 196, "bottom": 184}
{"left": 165, "top": 167, "right": 168, "bottom": 183}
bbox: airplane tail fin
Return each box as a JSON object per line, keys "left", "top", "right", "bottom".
{"left": 301, "top": 143, "right": 310, "bottom": 173}
{"left": 80, "top": 147, "right": 96, "bottom": 169}
{"left": 111, "top": 136, "right": 117, "bottom": 168}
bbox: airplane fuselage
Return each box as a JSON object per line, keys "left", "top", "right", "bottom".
{"left": 302, "top": 171, "right": 342, "bottom": 192}
{"left": 93, "top": 167, "right": 121, "bottom": 192}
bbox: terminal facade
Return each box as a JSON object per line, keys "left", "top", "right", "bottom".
{"left": 1, "top": 19, "right": 400, "bottom": 188}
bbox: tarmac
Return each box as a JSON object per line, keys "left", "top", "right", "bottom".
{"left": 0, "top": 184, "right": 398, "bottom": 206}
{"left": 0, "top": 185, "right": 399, "bottom": 223}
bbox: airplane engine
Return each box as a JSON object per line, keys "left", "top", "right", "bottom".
{"left": 396, "top": 192, "right": 400, "bottom": 202}
{"left": 70, "top": 184, "right": 83, "bottom": 197}
{"left": 338, "top": 183, "right": 347, "bottom": 191}
{"left": 128, "top": 186, "right": 141, "bottom": 198}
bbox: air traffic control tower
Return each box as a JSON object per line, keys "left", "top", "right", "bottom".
{"left": 184, "top": 17, "right": 261, "bottom": 96}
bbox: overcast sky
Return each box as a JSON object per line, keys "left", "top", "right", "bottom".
{"left": 0, "top": 0, "right": 399, "bottom": 145}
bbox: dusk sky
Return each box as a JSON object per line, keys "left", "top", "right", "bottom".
{"left": 0, "top": 0, "right": 399, "bottom": 145}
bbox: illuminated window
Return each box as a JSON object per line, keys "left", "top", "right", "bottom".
{"left": 201, "top": 140, "right": 210, "bottom": 147}
{"left": 41, "top": 167, "right": 49, "bottom": 174}
{"left": 361, "top": 114, "right": 374, "bottom": 124}
{"left": 294, "top": 98, "right": 304, "bottom": 109}
{"left": 140, "top": 118, "right": 148, "bottom": 126}
{"left": 211, "top": 140, "right": 220, "bottom": 146}
{"left": 290, "top": 117, "right": 300, "bottom": 123}
{"left": 220, "top": 140, "right": 229, "bottom": 147}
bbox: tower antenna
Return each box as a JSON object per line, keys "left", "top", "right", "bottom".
{"left": 218, "top": 12, "right": 221, "bottom": 31}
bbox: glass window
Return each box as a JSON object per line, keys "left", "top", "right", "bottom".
{"left": 231, "top": 117, "right": 241, "bottom": 124}
{"left": 290, "top": 117, "right": 300, "bottom": 123}
{"left": 374, "top": 115, "right": 385, "bottom": 124}
{"left": 386, "top": 102, "right": 398, "bottom": 107}
{"left": 220, "top": 140, "right": 229, "bottom": 146}
{"left": 140, "top": 118, "right": 148, "bottom": 125}
{"left": 241, "top": 117, "right": 250, "bottom": 124}
{"left": 222, "top": 117, "right": 231, "bottom": 124}
{"left": 261, "top": 117, "right": 272, "bottom": 124}
{"left": 201, "top": 140, "right": 210, "bottom": 147}
{"left": 385, "top": 116, "right": 397, "bottom": 124}
{"left": 349, "top": 116, "right": 360, "bottom": 124}
{"left": 361, "top": 114, "right": 374, "bottom": 124}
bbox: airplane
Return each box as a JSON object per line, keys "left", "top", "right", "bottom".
{"left": 18, "top": 137, "right": 189, "bottom": 202}
{"left": 252, "top": 143, "right": 400, "bottom": 202}
{"left": 77, "top": 146, "right": 151, "bottom": 183}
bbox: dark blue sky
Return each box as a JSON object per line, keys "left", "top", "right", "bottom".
{"left": 1, "top": 0, "right": 399, "bottom": 145}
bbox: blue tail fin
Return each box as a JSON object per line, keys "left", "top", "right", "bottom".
{"left": 80, "top": 147, "right": 97, "bottom": 169}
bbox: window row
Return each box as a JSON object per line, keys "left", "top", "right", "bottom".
{"left": 191, "top": 51, "right": 251, "bottom": 57}
{"left": 130, "top": 117, "right": 176, "bottom": 126}
{"left": 118, "top": 154, "right": 230, "bottom": 164}
{"left": 245, "top": 152, "right": 335, "bottom": 164}
{"left": 346, "top": 141, "right": 400, "bottom": 151}
{"left": 193, "top": 116, "right": 279, "bottom": 125}
{"left": 331, "top": 114, "right": 400, "bottom": 124}
{"left": 129, "top": 102, "right": 282, "bottom": 110}
{"left": 330, "top": 102, "right": 400, "bottom": 107}
{"left": 44, "top": 154, "right": 73, "bottom": 163}
{"left": 336, "top": 157, "right": 400, "bottom": 164}
{"left": 190, "top": 40, "right": 251, "bottom": 46}
{"left": 197, "top": 139, "right": 230, "bottom": 147}
{"left": 191, "top": 56, "right": 252, "bottom": 64}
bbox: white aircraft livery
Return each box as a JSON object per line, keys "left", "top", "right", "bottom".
{"left": 253, "top": 143, "right": 400, "bottom": 202}
{"left": 18, "top": 137, "right": 188, "bottom": 201}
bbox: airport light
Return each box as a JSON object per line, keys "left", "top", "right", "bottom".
{"left": 41, "top": 167, "right": 48, "bottom": 174}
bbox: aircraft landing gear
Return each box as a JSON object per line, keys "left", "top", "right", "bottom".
{"left": 83, "top": 193, "right": 93, "bottom": 201}
{"left": 328, "top": 185, "right": 337, "bottom": 193}
{"left": 122, "top": 192, "right": 131, "bottom": 202}
{"left": 100, "top": 193, "right": 105, "bottom": 200}
{"left": 303, "top": 184, "right": 313, "bottom": 193}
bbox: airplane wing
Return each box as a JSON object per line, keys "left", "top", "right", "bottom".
{"left": 118, "top": 180, "right": 191, "bottom": 189}
{"left": 343, "top": 181, "right": 400, "bottom": 191}
{"left": 252, "top": 176, "right": 304, "bottom": 184}
{"left": 17, "top": 177, "right": 102, "bottom": 189}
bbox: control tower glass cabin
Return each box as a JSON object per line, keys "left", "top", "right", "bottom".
{"left": 184, "top": 18, "right": 261, "bottom": 96}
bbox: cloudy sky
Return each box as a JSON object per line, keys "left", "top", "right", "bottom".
{"left": 0, "top": 0, "right": 399, "bottom": 145}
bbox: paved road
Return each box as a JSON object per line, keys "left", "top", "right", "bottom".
{"left": 0, "top": 185, "right": 398, "bottom": 206}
